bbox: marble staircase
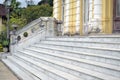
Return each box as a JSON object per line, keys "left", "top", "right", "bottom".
{"left": 2, "top": 36, "right": 120, "bottom": 80}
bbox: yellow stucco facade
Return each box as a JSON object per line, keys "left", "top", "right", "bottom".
{"left": 102, "top": 0, "right": 113, "bottom": 34}
{"left": 53, "top": 0, "right": 115, "bottom": 35}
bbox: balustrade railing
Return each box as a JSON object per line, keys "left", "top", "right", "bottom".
{"left": 10, "top": 17, "right": 59, "bottom": 54}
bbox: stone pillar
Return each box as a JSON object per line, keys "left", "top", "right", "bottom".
{"left": 80, "top": 0, "right": 83, "bottom": 35}
{"left": 64, "top": 0, "right": 70, "bottom": 34}
{"left": 71, "top": 0, "right": 77, "bottom": 35}
{"left": 94, "top": 0, "right": 102, "bottom": 19}
{"left": 53, "top": 0, "right": 62, "bottom": 20}
{"left": 102, "top": 0, "right": 113, "bottom": 34}
{"left": 88, "top": 0, "right": 103, "bottom": 33}
{"left": 45, "top": 18, "right": 57, "bottom": 37}
{"left": 69, "top": 0, "right": 73, "bottom": 35}
{"left": 68, "top": 0, "right": 77, "bottom": 35}
{"left": 75, "top": 0, "right": 80, "bottom": 34}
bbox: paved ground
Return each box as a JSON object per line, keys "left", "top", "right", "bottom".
{"left": 0, "top": 53, "right": 19, "bottom": 80}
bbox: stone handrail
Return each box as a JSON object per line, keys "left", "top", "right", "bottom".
{"left": 10, "top": 17, "right": 57, "bottom": 54}
{"left": 16, "top": 18, "right": 42, "bottom": 35}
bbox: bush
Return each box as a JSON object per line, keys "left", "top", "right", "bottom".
{"left": 0, "top": 44, "right": 3, "bottom": 52}
{"left": 2, "top": 40, "right": 9, "bottom": 47}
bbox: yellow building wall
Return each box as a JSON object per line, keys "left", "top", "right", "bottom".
{"left": 102, "top": 0, "right": 113, "bottom": 34}
{"left": 53, "top": 0, "right": 62, "bottom": 20}
{"left": 69, "top": 0, "right": 77, "bottom": 35}
{"left": 80, "top": 0, "right": 83, "bottom": 35}
{"left": 64, "top": 0, "right": 70, "bottom": 34}
{"left": 53, "top": 0, "right": 113, "bottom": 35}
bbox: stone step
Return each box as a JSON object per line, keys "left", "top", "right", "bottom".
{"left": 32, "top": 44, "right": 120, "bottom": 66}
{"left": 2, "top": 59, "right": 39, "bottom": 80}
{"left": 40, "top": 40, "right": 120, "bottom": 51}
{"left": 46, "top": 36, "right": 120, "bottom": 43}
{"left": 45, "top": 39, "right": 120, "bottom": 45}
{"left": 41, "top": 40, "right": 120, "bottom": 49}
{"left": 22, "top": 48, "right": 120, "bottom": 78}
{"left": 23, "top": 47, "right": 120, "bottom": 78}
{"left": 12, "top": 54, "right": 83, "bottom": 80}
{"left": 7, "top": 56, "right": 59, "bottom": 80}
{"left": 36, "top": 42, "right": 120, "bottom": 58}
{"left": 16, "top": 51, "right": 120, "bottom": 80}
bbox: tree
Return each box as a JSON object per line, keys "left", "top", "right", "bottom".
{"left": 22, "top": 4, "right": 53, "bottom": 23}
{"left": 10, "top": 0, "right": 21, "bottom": 18}
{"left": 25, "top": 0, "right": 34, "bottom": 7}
{"left": 4, "top": 0, "right": 53, "bottom": 30}
{"left": 38, "top": 0, "right": 53, "bottom": 6}
{"left": 9, "top": 16, "right": 27, "bottom": 30}
{"left": 9, "top": 0, "right": 26, "bottom": 29}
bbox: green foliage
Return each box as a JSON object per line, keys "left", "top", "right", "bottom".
{"left": 0, "top": 31, "right": 7, "bottom": 44}
{"left": 38, "top": 0, "right": 53, "bottom": 6}
{"left": 9, "top": 0, "right": 53, "bottom": 28}
{"left": 0, "top": 44, "right": 3, "bottom": 52}
{"left": 26, "top": 0, "right": 34, "bottom": 7}
{"left": 2, "top": 39, "right": 9, "bottom": 47}
{"left": 9, "top": 0, "right": 27, "bottom": 30}
{"left": 9, "top": 16, "right": 27, "bottom": 30}
{"left": 3, "top": 0, "right": 53, "bottom": 33}
{"left": 10, "top": 0, "right": 21, "bottom": 18}
{"left": 1, "top": 25, "right": 6, "bottom": 32}
{"left": 0, "top": 31, "right": 9, "bottom": 48}
{"left": 11, "top": 0, "right": 21, "bottom": 9}
{"left": 22, "top": 4, "right": 53, "bottom": 23}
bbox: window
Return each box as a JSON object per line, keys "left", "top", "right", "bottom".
{"left": 116, "top": 0, "right": 120, "bottom": 16}
{"left": 62, "top": 0, "right": 65, "bottom": 21}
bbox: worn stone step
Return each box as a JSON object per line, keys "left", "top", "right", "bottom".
{"left": 40, "top": 40, "right": 120, "bottom": 51}
{"left": 13, "top": 54, "right": 82, "bottom": 80}
{"left": 36, "top": 42, "right": 120, "bottom": 58}
{"left": 23, "top": 47, "right": 120, "bottom": 78}
{"left": 32, "top": 44, "right": 120, "bottom": 66}
{"left": 39, "top": 40, "right": 120, "bottom": 57}
{"left": 16, "top": 51, "right": 120, "bottom": 80}
{"left": 41, "top": 40, "right": 120, "bottom": 49}
{"left": 46, "top": 38, "right": 120, "bottom": 44}
{"left": 7, "top": 56, "right": 59, "bottom": 80}
{"left": 46, "top": 36, "right": 120, "bottom": 43}
{"left": 2, "top": 59, "right": 39, "bottom": 80}
{"left": 22, "top": 48, "right": 120, "bottom": 78}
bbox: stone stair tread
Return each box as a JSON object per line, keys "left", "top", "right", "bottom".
{"left": 89, "top": 35, "right": 120, "bottom": 38}
{"left": 33, "top": 44, "right": 120, "bottom": 60}
{"left": 25, "top": 48, "right": 120, "bottom": 71}
{"left": 14, "top": 54, "right": 83, "bottom": 80}
{"left": 84, "top": 46, "right": 120, "bottom": 51}
{"left": 2, "top": 59, "right": 36, "bottom": 80}
{"left": 40, "top": 41, "right": 120, "bottom": 52}
{"left": 8, "top": 57, "right": 57, "bottom": 80}
{"left": 47, "top": 35, "right": 120, "bottom": 38}
{"left": 45, "top": 39, "right": 120, "bottom": 44}
{"left": 17, "top": 51, "right": 120, "bottom": 80}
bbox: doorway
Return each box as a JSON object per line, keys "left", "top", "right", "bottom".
{"left": 113, "top": 0, "right": 120, "bottom": 33}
